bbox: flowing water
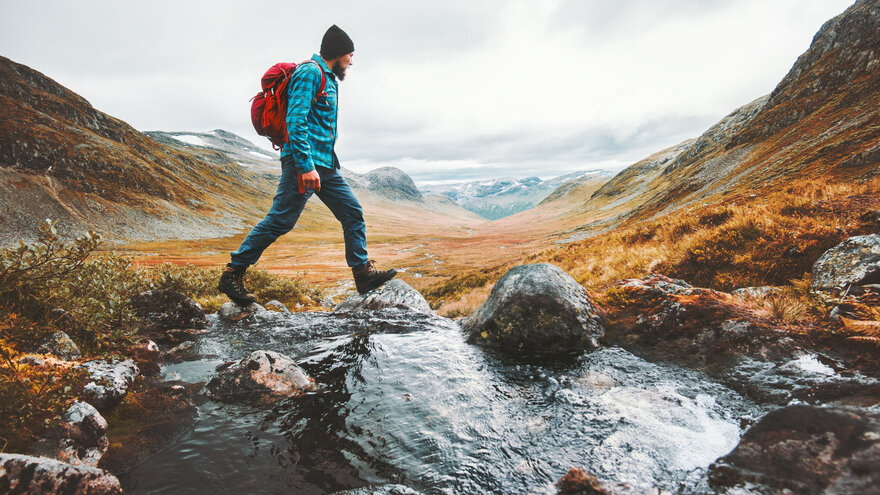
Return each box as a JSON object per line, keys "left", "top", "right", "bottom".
{"left": 119, "top": 308, "right": 765, "bottom": 494}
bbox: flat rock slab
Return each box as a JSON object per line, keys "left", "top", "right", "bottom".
{"left": 78, "top": 359, "right": 139, "bottom": 411}
{"left": 335, "top": 279, "right": 433, "bottom": 314}
{"left": 0, "top": 453, "right": 122, "bottom": 494}
{"left": 462, "top": 263, "right": 605, "bottom": 354}
{"left": 709, "top": 405, "right": 880, "bottom": 494}
{"left": 812, "top": 234, "right": 880, "bottom": 291}
{"left": 206, "top": 350, "right": 317, "bottom": 404}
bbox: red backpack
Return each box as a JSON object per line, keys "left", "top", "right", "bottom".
{"left": 250, "top": 61, "right": 326, "bottom": 150}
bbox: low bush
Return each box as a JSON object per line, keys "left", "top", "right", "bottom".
{"left": 0, "top": 221, "right": 323, "bottom": 452}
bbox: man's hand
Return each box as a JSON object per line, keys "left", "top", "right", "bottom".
{"left": 301, "top": 170, "right": 321, "bottom": 191}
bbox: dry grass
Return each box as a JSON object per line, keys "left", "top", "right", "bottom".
{"left": 436, "top": 284, "right": 495, "bottom": 319}
{"left": 538, "top": 177, "right": 879, "bottom": 294}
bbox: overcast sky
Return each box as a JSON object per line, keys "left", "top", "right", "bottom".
{"left": 1, "top": 0, "right": 855, "bottom": 184}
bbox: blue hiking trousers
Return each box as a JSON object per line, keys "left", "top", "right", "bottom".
{"left": 229, "top": 155, "right": 369, "bottom": 269}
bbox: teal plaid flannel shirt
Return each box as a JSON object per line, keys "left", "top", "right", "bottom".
{"left": 281, "top": 54, "right": 338, "bottom": 173}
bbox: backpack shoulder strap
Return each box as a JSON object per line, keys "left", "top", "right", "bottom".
{"left": 300, "top": 60, "right": 327, "bottom": 103}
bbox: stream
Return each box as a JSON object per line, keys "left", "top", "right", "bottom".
{"left": 118, "top": 308, "right": 766, "bottom": 494}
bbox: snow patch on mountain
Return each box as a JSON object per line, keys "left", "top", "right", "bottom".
{"left": 421, "top": 171, "right": 607, "bottom": 220}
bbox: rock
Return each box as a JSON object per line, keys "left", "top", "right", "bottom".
{"left": 17, "top": 354, "right": 45, "bottom": 367}
{"left": 30, "top": 401, "right": 109, "bottom": 467}
{"left": 555, "top": 467, "right": 657, "bottom": 494}
{"left": 37, "top": 330, "right": 81, "bottom": 360}
{"left": 164, "top": 340, "right": 200, "bottom": 363}
{"left": 708, "top": 405, "right": 880, "bottom": 494}
{"left": 0, "top": 453, "right": 122, "bottom": 494}
{"left": 731, "top": 286, "right": 783, "bottom": 299}
{"left": 320, "top": 296, "right": 336, "bottom": 308}
{"left": 205, "top": 350, "right": 317, "bottom": 403}
{"left": 332, "top": 484, "right": 423, "bottom": 495}
{"left": 601, "top": 275, "right": 878, "bottom": 404}
{"left": 130, "top": 289, "right": 210, "bottom": 332}
{"left": 265, "top": 299, "right": 291, "bottom": 313}
{"left": 128, "top": 339, "right": 161, "bottom": 376}
{"left": 217, "top": 301, "right": 268, "bottom": 322}
{"left": 812, "top": 234, "right": 880, "bottom": 292}
{"left": 461, "top": 264, "right": 605, "bottom": 353}
{"left": 77, "top": 359, "right": 139, "bottom": 410}
{"left": 335, "top": 279, "right": 433, "bottom": 314}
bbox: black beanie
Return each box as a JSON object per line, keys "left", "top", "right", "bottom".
{"left": 320, "top": 25, "right": 354, "bottom": 59}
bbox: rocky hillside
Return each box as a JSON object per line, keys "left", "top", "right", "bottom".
{"left": 556, "top": 0, "right": 879, "bottom": 239}
{"left": 0, "top": 56, "right": 275, "bottom": 243}
{"left": 145, "top": 129, "right": 280, "bottom": 176}
{"left": 422, "top": 171, "right": 610, "bottom": 220}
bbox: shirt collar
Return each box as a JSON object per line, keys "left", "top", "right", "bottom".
{"left": 311, "top": 54, "right": 335, "bottom": 81}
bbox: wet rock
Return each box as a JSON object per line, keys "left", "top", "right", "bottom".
{"left": 708, "top": 405, "right": 880, "bottom": 494}
{"left": 812, "top": 234, "right": 880, "bottom": 292}
{"left": 205, "top": 350, "right": 317, "bottom": 403}
{"left": 462, "top": 264, "right": 605, "bottom": 353}
{"left": 77, "top": 359, "right": 139, "bottom": 410}
{"left": 217, "top": 301, "right": 269, "bottom": 322}
{"left": 130, "top": 289, "right": 210, "bottom": 332}
{"left": 128, "top": 339, "right": 161, "bottom": 376}
{"left": 30, "top": 401, "right": 109, "bottom": 467}
{"left": 265, "top": 299, "right": 291, "bottom": 313}
{"left": 164, "top": 340, "right": 200, "bottom": 363}
{"left": 555, "top": 467, "right": 657, "bottom": 494}
{"left": 37, "top": 330, "right": 81, "bottom": 360}
{"left": 335, "top": 279, "right": 433, "bottom": 314}
{"left": 602, "top": 275, "right": 878, "bottom": 404}
{"left": 332, "top": 484, "right": 423, "bottom": 495}
{"left": 0, "top": 453, "right": 122, "bottom": 494}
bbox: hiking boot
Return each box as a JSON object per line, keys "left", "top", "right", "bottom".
{"left": 353, "top": 260, "right": 397, "bottom": 294}
{"left": 218, "top": 264, "right": 256, "bottom": 305}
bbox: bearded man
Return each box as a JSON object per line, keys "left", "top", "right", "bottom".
{"left": 219, "top": 25, "right": 396, "bottom": 305}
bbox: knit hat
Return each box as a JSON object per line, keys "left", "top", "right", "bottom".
{"left": 320, "top": 25, "right": 354, "bottom": 59}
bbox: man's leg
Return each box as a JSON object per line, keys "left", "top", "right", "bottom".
{"left": 315, "top": 166, "right": 396, "bottom": 293}
{"left": 230, "top": 157, "right": 313, "bottom": 267}
{"left": 220, "top": 157, "right": 312, "bottom": 304}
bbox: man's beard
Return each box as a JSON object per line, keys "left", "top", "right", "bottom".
{"left": 331, "top": 61, "right": 346, "bottom": 81}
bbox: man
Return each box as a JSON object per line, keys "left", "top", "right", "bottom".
{"left": 218, "top": 25, "right": 397, "bottom": 305}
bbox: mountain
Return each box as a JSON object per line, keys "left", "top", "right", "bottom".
{"left": 421, "top": 171, "right": 611, "bottom": 220}
{"left": 544, "top": 0, "right": 879, "bottom": 241}
{"left": 145, "top": 130, "right": 280, "bottom": 176}
{"left": 0, "top": 55, "right": 276, "bottom": 243}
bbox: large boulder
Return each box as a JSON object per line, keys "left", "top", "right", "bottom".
{"left": 205, "top": 350, "right": 317, "bottom": 403}
{"left": 30, "top": 401, "right": 109, "bottom": 468}
{"left": 335, "top": 279, "right": 433, "bottom": 314}
{"left": 708, "top": 405, "right": 880, "bottom": 494}
{"left": 77, "top": 359, "right": 139, "bottom": 411}
{"left": 130, "top": 289, "right": 209, "bottom": 332}
{"left": 0, "top": 453, "right": 122, "bottom": 494}
{"left": 461, "top": 264, "right": 605, "bottom": 353}
{"left": 812, "top": 234, "right": 880, "bottom": 292}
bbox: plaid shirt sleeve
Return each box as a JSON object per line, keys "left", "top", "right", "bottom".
{"left": 285, "top": 63, "right": 323, "bottom": 173}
